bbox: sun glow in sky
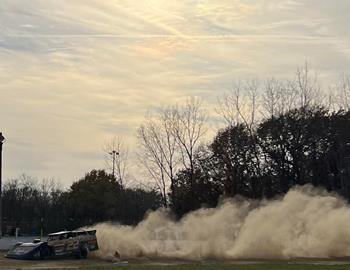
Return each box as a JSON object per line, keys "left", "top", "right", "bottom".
{"left": 1, "top": 0, "right": 350, "bottom": 186}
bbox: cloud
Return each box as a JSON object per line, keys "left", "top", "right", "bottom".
{"left": 0, "top": 0, "right": 350, "bottom": 186}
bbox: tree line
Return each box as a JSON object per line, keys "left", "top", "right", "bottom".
{"left": 137, "top": 64, "right": 350, "bottom": 216}
{"left": 170, "top": 107, "right": 350, "bottom": 217}
{"left": 2, "top": 171, "right": 162, "bottom": 235}
{"left": 3, "top": 64, "right": 350, "bottom": 234}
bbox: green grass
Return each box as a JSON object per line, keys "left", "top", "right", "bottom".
{"left": 81, "top": 262, "right": 350, "bottom": 270}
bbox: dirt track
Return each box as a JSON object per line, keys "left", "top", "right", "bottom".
{"left": 0, "top": 251, "right": 197, "bottom": 270}
{"left": 3, "top": 251, "right": 350, "bottom": 270}
{"left": 0, "top": 251, "right": 112, "bottom": 270}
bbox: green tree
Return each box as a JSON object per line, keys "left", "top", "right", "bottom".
{"left": 66, "top": 170, "right": 122, "bottom": 228}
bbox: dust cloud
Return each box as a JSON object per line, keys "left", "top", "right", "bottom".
{"left": 92, "top": 185, "right": 350, "bottom": 260}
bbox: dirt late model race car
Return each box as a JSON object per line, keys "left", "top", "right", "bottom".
{"left": 6, "top": 230, "right": 98, "bottom": 260}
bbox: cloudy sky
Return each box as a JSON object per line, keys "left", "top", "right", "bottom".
{"left": 1, "top": 0, "right": 350, "bottom": 187}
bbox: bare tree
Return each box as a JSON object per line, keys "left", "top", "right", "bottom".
{"left": 217, "top": 79, "right": 260, "bottom": 128}
{"left": 103, "top": 136, "right": 129, "bottom": 187}
{"left": 335, "top": 74, "right": 350, "bottom": 110}
{"left": 137, "top": 98, "right": 208, "bottom": 204}
{"left": 137, "top": 108, "right": 179, "bottom": 207}
{"left": 291, "top": 62, "right": 322, "bottom": 108}
{"left": 261, "top": 78, "right": 298, "bottom": 118}
{"left": 217, "top": 81, "right": 263, "bottom": 178}
{"left": 220, "top": 64, "right": 321, "bottom": 124}
{"left": 262, "top": 78, "right": 279, "bottom": 118}
{"left": 172, "top": 97, "right": 208, "bottom": 184}
{"left": 216, "top": 89, "right": 241, "bottom": 126}
{"left": 37, "top": 178, "right": 61, "bottom": 200}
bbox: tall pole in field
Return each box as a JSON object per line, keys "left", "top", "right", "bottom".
{"left": 0, "top": 132, "right": 5, "bottom": 238}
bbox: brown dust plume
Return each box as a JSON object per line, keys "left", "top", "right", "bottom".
{"left": 92, "top": 185, "right": 350, "bottom": 260}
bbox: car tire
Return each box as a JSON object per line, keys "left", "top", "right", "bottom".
{"left": 40, "top": 246, "right": 49, "bottom": 260}
{"left": 76, "top": 244, "right": 89, "bottom": 259}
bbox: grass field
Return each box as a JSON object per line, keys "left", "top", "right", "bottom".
{"left": 2, "top": 251, "right": 350, "bottom": 270}
{"left": 81, "top": 262, "right": 350, "bottom": 270}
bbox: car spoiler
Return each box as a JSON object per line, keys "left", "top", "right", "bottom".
{"left": 86, "top": 230, "right": 96, "bottom": 235}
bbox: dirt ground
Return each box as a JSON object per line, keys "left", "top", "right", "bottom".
{"left": 3, "top": 251, "right": 350, "bottom": 270}
{"left": 0, "top": 251, "right": 199, "bottom": 270}
{"left": 0, "top": 251, "right": 112, "bottom": 270}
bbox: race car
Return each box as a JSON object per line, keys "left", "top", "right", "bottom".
{"left": 6, "top": 230, "right": 98, "bottom": 260}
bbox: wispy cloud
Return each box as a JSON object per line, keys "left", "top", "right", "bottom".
{"left": 0, "top": 0, "right": 349, "bottom": 186}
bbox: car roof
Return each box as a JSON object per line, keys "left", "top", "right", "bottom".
{"left": 48, "top": 230, "right": 88, "bottom": 236}
{"left": 19, "top": 242, "right": 43, "bottom": 247}
{"left": 48, "top": 231, "right": 71, "bottom": 236}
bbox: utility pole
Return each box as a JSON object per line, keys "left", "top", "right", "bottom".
{"left": 0, "top": 132, "right": 5, "bottom": 238}
{"left": 109, "top": 150, "right": 119, "bottom": 179}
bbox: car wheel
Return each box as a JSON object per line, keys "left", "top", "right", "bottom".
{"left": 40, "top": 246, "right": 49, "bottom": 260}
{"left": 76, "top": 244, "right": 89, "bottom": 259}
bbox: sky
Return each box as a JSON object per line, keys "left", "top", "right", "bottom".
{"left": 1, "top": 0, "right": 350, "bottom": 187}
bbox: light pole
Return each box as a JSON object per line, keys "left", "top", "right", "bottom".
{"left": 0, "top": 132, "right": 5, "bottom": 238}
{"left": 109, "top": 150, "right": 119, "bottom": 179}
